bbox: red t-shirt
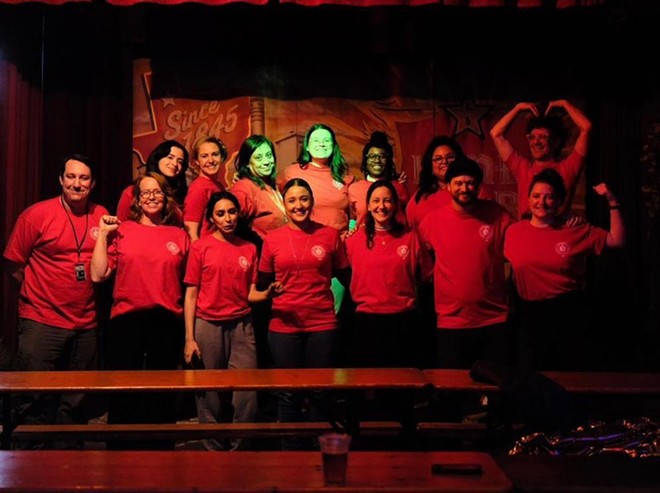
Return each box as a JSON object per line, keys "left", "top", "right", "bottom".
{"left": 347, "top": 179, "right": 409, "bottom": 227}
{"left": 116, "top": 184, "right": 183, "bottom": 227}
{"left": 259, "top": 223, "right": 349, "bottom": 333}
{"left": 230, "top": 178, "right": 288, "bottom": 239}
{"left": 406, "top": 189, "right": 451, "bottom": 231}
{"left": 278, "top": 164, "right": 355, "bottom": 232}
{"left": 184, "top": 235, "right": 257, "bottom": 321}
{"left": 419, "top": 201, "right": 513, "bottom": 329}
{"left": 407, "top": 187, "right": 493, "bottom": 231}
{"left": 107, "top": 221, "right": 189, "bottom": 318}
{"left": 504, "top": 220, "right": 607, "bottom": 301}
{"left": 506, "top": 150, "right": 584, "bottom": 219}
{"left": 3, "top": 197, "right": 109, "bottom": 330}
{"left": 345, "top": 227, "right": 431, "bottom": 314}
{"left": 184, "top": 177, "right": 224, "bottom": 238}
{"left": 116, "top": 185, "right": 133, "bottom": 221}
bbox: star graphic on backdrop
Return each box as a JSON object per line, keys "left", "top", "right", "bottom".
{"left": 442, "top": 97, "right": 492, "bottom": 139}
{"left": 161, "top": 97, "right": 176, "bottom": 109}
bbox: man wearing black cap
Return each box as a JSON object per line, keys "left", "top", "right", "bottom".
{"left": 418, "top": 157, "right": 514, "bottom": 370}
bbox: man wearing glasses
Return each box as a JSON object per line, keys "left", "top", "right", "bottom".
{"left": 3, "top": 154, "right": 108, "bottom": 448}
{"left": 489, "top": 100, "right": 592, "bottom": 219}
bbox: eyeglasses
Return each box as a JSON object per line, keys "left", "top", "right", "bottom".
{"left": 139, "top": 189, "right": 165, "bottom": 199}
{"left": 366, "top": 153, "right": 388, "bottom": 161}
{"left": 431, "top": 154, "right": 456, "bottom": 165}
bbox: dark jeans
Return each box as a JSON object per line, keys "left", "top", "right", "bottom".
{"left": 349, "top": 310, "right": 420, "bottom": 431}
{"left": 435, "top": 321, "right": 511, "bottom": 370}
{"left": 106, "top": 308, "right": 182, "bottom": 450}
{"left": 268, "top": 329, "right": 339, "bottom": 449}
{"left": 434, "top": 322, "right": 511, "bottom": 423}
{"left": 16, "top": 318, "right": 97, "bottom": 449}
{"left": 519, "top": 291, "right": 589, "bottom": 372}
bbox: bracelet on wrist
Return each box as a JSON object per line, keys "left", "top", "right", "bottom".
{"left": 609, "top": 204, "right": 621, "bottom": 210}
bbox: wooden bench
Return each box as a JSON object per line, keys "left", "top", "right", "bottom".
{"left": 418, "top": 369, "right": 660, "bottom": 440}
{"left": 11, "top": 421, "right": 402, "bottom": 441}
{"left": 422, "top": 369, "right": 660, "bottom": 395}
{"left": 1, "top": 368, "right": 429, "bottom": 448}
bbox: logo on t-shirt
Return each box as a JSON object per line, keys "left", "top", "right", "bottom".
{"left": 166, "top": 242, "right": 180, "bottom": 255}
{"left": 555, "top": 242, "right": 570, "bottom": 257}
{"left": 478, "top": 225, "right": 493, "bottom": 242}
{"left": 397, "top": 245, "right": 409, "bottom": 260}
{"left": 238, "top": 256, "right": 250, "bottom": 272}
{"left": 311, "top": 245, "right": 326, "bottom": 260}
{"left": 90, "top": 227, "right": 100, "bottom": 240}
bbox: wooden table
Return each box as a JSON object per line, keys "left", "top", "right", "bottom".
{"left": 0, "top": 450, "right": 512, "bottom": 492}
{"left": 495, "top": 454, "right": 660, "bottom": 492}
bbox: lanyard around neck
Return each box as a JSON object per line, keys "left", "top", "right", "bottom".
{"left": 60, "top": 196, "right": 89, "bottom": 261}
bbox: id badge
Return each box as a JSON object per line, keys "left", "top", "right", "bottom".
{"left": 74, "top": 263, "right": 86, "bottom": 282}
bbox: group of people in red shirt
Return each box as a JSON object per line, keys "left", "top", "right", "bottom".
{"left": 3, "top": 100, "right": 625, "bottom": 450}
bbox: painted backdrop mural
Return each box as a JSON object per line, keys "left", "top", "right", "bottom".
{"left": 133, "top": 58, "right": 585, "bottom": 218}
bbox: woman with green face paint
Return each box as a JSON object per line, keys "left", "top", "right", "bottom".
{"left": 231, "top": 135, "right": 289, "bottom": 370}
{"left": 231, "top": 135, "right": 288, "bottom": 243}
{"left": 278, "top": 124, "right": 355, "bottom": 233}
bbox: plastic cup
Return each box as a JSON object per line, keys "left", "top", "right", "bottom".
{"left": 318, "top": 433, "right": 351, "bottom": 486}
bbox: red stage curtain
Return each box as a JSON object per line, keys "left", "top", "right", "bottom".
{"left": 0, "top": 59, "right": 43, "bottom": 351}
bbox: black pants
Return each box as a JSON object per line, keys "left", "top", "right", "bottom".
{"left": 518, "top": 291, "right": 589, "bottom": 372}
{"left": 434, "top": 322, "right": 511, "bottom": 423}
{"left": 350, "top": 310, "right": 422, "bottom": 369}
{"left": 106, "top": 308, "right": 182, "bottom": 450}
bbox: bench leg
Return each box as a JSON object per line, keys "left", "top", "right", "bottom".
{"left": 1, "top": 393, "right": 12, "bottom": 450}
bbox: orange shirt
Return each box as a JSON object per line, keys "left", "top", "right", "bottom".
{"left": 279, "top": 164, "right": 355, "bottom": 232}
{"left": 231, "top": 178, "right": 287, "bottom": 239}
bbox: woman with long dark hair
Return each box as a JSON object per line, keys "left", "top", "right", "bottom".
{"left": 345, "top": 180, "right": 430, "bottom": 368}
{"left": 231, "top": 135, "right": 287, "bottom": 242}
{"left": 258, "top": 178, "right": 350, "bottom": 449}
{"left": 116, "top": 141, "right": 188, "bottom": 223}
{"left": 183, "top": 191, "right": 281, "bottom": 451}
{"left": 406, "top": 136, "right": 466, "bottom": 230}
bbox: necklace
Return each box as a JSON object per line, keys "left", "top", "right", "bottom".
{"left": 374, "top": 224, "right": 393, "bottom": 246}
{"left": 287, "top": 227, "right": 313, "bottom": 277}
